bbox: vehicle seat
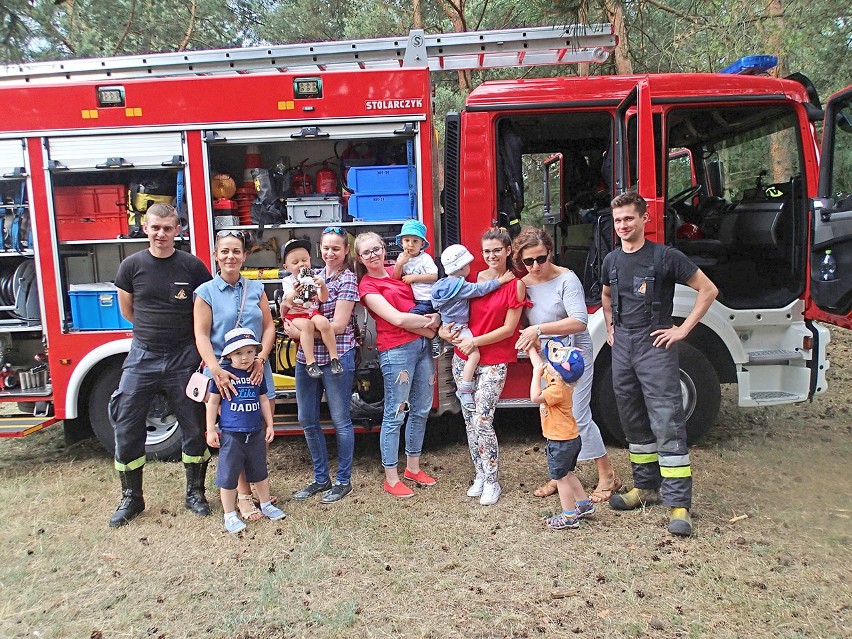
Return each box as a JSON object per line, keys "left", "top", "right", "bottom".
{"left": 676, "top": 238, "right": 728, "bottom": 268}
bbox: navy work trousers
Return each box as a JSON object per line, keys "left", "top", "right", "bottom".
{"left": 109, "top": 340, "right": 207, "bottom": 469}
{"left": 611, "top": 325, "right": 692, "bottom": 508}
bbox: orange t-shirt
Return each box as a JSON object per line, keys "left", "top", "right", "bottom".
{"left": 540, "top": 370, "right": 578, "bottom": 441}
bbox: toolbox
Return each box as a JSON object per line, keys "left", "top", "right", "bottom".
{"left": 54, "top": 185, "right": 128, "bottom": 241}
{"left": 69, "top": 282, "right": 132, "bottom": 330}
{"left": 286, "top": 195, "right": 342, "bottom": 224}
{"left": 348, "top": 193, "right": 415, "bottom": 221}
{"left": 346, "top": 165, "right": 412, "bottom": 195}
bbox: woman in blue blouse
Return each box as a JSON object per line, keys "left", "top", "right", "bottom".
{"left": 194, "top": 230, "right": 276, "bottom": 520}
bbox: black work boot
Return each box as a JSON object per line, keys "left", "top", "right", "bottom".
{"left": 184, "top": 461, "right": 211, "bottom": 516}
{"left": 109, "top": 467, "right": 145, "bottom": 528}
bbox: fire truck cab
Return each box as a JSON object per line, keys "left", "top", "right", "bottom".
{"left": 443, "top": 73, "right": 852, "bottom": 443}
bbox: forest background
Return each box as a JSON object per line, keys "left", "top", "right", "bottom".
{"left": 0, "top": 0, "right": 849, "bottom": 117}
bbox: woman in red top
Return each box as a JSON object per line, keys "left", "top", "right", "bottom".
{"left": 356, "top": 232, "right": 440, "bottom": 498}
{"left": 441, "top": 228, "right": 528, "bottom": 506}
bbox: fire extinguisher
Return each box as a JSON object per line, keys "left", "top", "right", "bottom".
{"left": 290, "top": 161, "right": 313, "bottom": 195}
{"left": 315, "top": 162, "right": 338, "bottom": 195}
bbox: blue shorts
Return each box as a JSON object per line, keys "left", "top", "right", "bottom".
{"left": 546, "top": 437, "right": 582, "bottom": 480}
{"left": 411, "top": 299, "right": 435, "bottom": 315}
{"left": 216, "top": 430, "right": 268, "bottom": 489}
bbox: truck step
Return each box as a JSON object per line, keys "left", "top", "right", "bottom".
{"left": 496, "top": 398, "right": 536, "bottom": 408}
{"left": 747, "top": 349, "right": 804, "bottom": 363}
{"left": 0, "top": 415, "right": 60, "bottom": 438}
{"left": 271, "top": 413, "right": 380, "bottom": 436}
{"left": 749, "top": 391, "right": 804, "bottom": 402}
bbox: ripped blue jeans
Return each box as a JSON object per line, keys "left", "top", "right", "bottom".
{"left": 378, "top": 337, "right": 434, "bottom": 468}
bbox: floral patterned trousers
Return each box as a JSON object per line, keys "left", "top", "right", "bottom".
{"left": 452, "top": 355, "right": 507, "bottom": 484}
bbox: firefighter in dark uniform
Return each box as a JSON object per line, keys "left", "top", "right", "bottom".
{"left": 601, "top": 192, "right": 718, "bottom": 536}
{"left": 108, "top": 204, "right": 213, "bottom": 528}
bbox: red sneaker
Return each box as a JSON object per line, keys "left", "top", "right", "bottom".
{"left": 383, "top": 480, "right": 415, "bottom": 498}
{"left": 403, "top": 468, "right": 437, "bottom": 486}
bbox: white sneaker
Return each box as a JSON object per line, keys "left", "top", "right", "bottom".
{"left": 467, "top": 473, "right": 486, "bottom": 497}
{"left": 479, "top": 481, "right": 502, "bottom": 506}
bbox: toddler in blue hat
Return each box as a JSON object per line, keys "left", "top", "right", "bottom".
{"left": 526, "top": 337, "right": 595, "bottom": 531}
{"left": 392, "top": 219, "right": 438, "bottom": 314}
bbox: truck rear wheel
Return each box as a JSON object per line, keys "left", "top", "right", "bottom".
{"left": 592, "top": 342, "right": 721, "bottom": 446}
{"left": 87, "top": 361, "right": 183, "bottom": 461}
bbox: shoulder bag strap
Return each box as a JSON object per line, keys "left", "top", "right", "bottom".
{"left": 234, "top": 277, "right": 249, "bottom": 329}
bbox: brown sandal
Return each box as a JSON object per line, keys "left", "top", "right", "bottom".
{"left": 533, "top": 479, "right": 558, "bottom": 498}
{"left": 590, "top": 475, "right": 624, "bottom": 503}
{"left": 237, "top": 493, "right": 263, "bottom": 521}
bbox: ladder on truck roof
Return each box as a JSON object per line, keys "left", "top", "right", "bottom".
{"left": 0, "top": 24, "right": 616, "bottom": 84}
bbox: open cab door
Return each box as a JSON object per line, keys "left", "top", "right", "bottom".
{"left": 808, "top": 87, "right": 852, "bottom": 329}
{"left": 614, "top": 78, "right": 660, "bottom": 238}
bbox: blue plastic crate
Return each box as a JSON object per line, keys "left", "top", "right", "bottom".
{"left": 69, "top": 283, "right": 132, "bottom": 330}
{"left": 348, "top": 193, "right": 415, "bottom": 221}
{"left": 346, "top": 165, "right": 412, "bottom": 195}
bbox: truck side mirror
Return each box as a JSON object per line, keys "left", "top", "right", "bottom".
{"left": 707, "top": 160, "right": 724, "bottom": 196}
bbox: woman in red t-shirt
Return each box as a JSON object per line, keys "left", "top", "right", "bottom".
{"left": 440, "top": 228, "right": 528, "bottom": 506}
{"left": 356, "top": 232, "right": 440, "bottom": 499}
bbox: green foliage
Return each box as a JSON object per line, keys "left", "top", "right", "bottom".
{"left": 0, "top": 0, "right": 847, "bottom": 109}
{"left": 0, "top": 0, "right": 270, "bottom": 62}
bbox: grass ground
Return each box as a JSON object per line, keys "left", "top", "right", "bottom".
{"left": 0, "top": 329, "right": 849, "bottom": 639}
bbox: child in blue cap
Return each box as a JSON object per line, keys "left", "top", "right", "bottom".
{"left": 526, "top": 337, "right": 596, "bottom": 531}
{"left": 392, "top": 219, "right": 438, "bottom": 314}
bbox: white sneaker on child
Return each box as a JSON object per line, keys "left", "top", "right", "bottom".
{"left": 480, "top": 481, "right": 502, "bottom": 506}
{"left": 467, "top": 473, "right": 486, "bottom": 497}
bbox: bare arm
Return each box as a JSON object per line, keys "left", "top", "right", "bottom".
{"left": 315, "top": 276, "right": 329, "bottom": 303}
{"left": 517, "top": 316, "right": 587, "bottom": 351}
{"left": 457, "top": 280, "right": 525, "bottom": 354}
{"left": 117, "top": 289, "right": 134, "bottom": 324}
{"left": 601, "top": 284, "right": 614, "bottom": 347}
{"left": 204, "top": 395, "right": 221, "bottom": 448}
{"left": 193, "top": 296, "right": 238, "bottom": 397}
{"left": 330, "top": 299, "right": 356, "bottom": 335}
{"left": 651, "top": 269, "right": 718, "bottom": 348}
{"left": 402, "top": 273, "right": 439, "bottom": 285}
{"left": 260, "top": 396, "right": 275, "bottom": 443}
{"left": 392, "top": 252, "right": 410, "bottom": 280}
{"left": 248, "top": 293, "right": 276, "bottom": 385}
{"left": 528, "top": 347, "right": 545, "bottom": 404}
{"left": 361, "top": 293, "right": 438, "bottom": 330}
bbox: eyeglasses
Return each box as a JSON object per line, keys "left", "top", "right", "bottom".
{"left": 482, "top": 247, "right": 505, "bottom": 256}
{"left": 522, "top": 254, "right": 549, "bottom": 267}
{"left": 323, "top": 226, "right": 346, "bottom": 236}
{"left": 359, "top": 246, "right": 383, "bottom": 259}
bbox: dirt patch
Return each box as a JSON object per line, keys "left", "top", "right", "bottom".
{"left": 0, "top": 328, "right": 849, "bottom": 638}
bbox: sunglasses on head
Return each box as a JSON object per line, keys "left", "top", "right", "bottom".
{"left": 217, "top": 229, "right": 246, "bottom": 241}
{"left": 522, "top": 254, "right": 549, "bottom": 267}
{"left": 323, "top": 226, "right": 346, "bottom": 236}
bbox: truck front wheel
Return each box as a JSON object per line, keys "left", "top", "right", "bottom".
{"left": 87, "top": 361, "right": 183, "bottom": 461}
{"left": 592, "top": 342, "right": 721, "bottom": 446}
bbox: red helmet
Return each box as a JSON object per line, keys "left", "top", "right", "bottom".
{"left": 676, "top": 223, "right": 703, "bottom": 240}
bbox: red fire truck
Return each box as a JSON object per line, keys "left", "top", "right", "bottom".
{"left": 0, "top": 25, "right": 848, "bottom": 458}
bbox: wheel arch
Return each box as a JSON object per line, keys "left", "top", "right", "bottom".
{"left": 681, "top": 322, "right": 738, "bottom": 384}
{"left": 64, "top": 339, "right": 131, "bottom": 419}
